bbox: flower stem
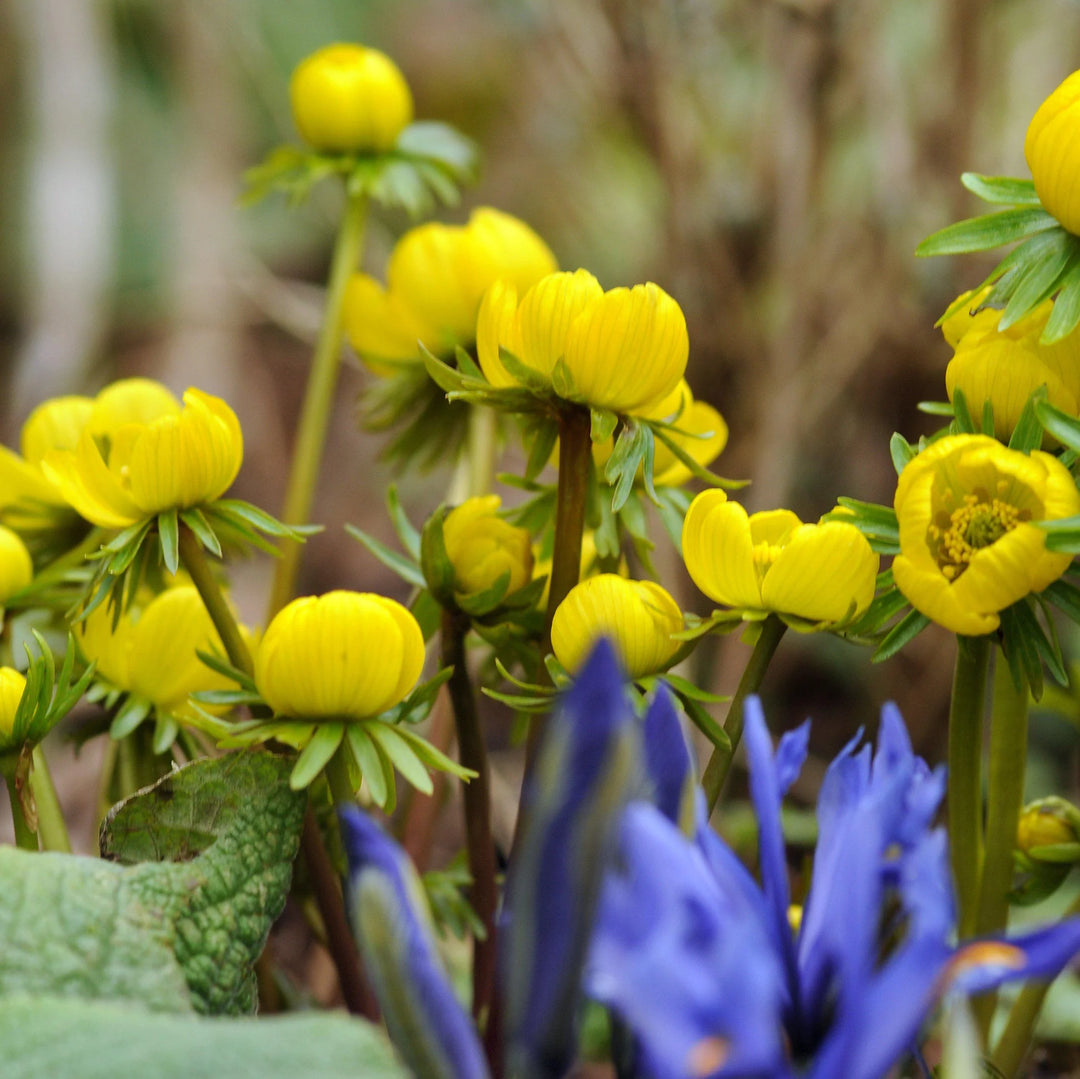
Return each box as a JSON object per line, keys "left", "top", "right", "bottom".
{"left": 992, "top": 892, "right": 1080, "bottom": 1077}
{"left": 972, "top": 650, "right": 1029, "bottom": 1040}
{"left": 324, "top": 744, "right": 356, "bottom": 806}
{"left": 29, "top": 746, "right": 71, "bottom": 853}
{"left": 268, "top": 190, "right": 369, "bottom": 621}
{"left": 2, "top": 760, "right": 38, "bottom": 851}
{"left": 179, "top": 525, "right": 253, "bottom": 678}
{"left": 441, "top": 608, "right": 498, "bottom": 1027}
{"left": 702, "top": 614, "right": 787, "bottom": 815}
{"left": 949, "top": 634, "right": 991, "bottom": 941}
{"left": 300, "top": 805, "right": 380, "bottom": 1020}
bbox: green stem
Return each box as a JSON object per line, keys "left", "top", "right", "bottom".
{"left": 992, "top": 892, "right": 1080, "bottom": 1078}
{"left": 949, "top": 635, "right": 992, "bottom": 941}
{"left": 972, "top": 650, "right": 1029, "bottom": 1041}
{"left": 29, "top": 746, "right": 71, "bottom": 853}
{"left": 179, "top": 525, "right": 253, "bottom": 678}
{"left": 324, "top": 745, "right": 357, "bottom": 806}
{"left": 441, "top": 609, "right": 498, "bottom": 1026}
{"left": 464, "top": 406, "right": 498, "bottom": 501}
{"left": 268, "top": 190, "right": 369, "bottom": 621}
{"left": 2, "top": 761, "right": 38, "bottom": 851}
{"left": 702, "top": 614, "right": 787, "bottom": 815}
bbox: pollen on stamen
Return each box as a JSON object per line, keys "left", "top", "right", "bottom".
{"left": 688, "top": 1036, "right": 730, "bottom": 1076}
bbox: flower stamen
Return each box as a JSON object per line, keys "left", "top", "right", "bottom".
{"left": 928, "top": 492, "right": 1028, "bottom": 580}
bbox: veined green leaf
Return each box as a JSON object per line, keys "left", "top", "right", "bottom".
{"left": 960, "top": 173, "right": 1041, "bottom": 206}
{"left": 289, "top": 724, "right": 345, "bottom": 790}
{"left": 367, "top": 724, "right": 434, "bottom": 795}
{"left": 345, "top": 525, "right": 425, "bottom": 588}
{"left": 915, "top": 207, "right": 1058, "bottom": 257}
{"left": 346, "top": 725, "right": 389, "bottom": 808}
{"left": 873, "top": 609, "right": 931, "bottom": 662}
{"left": 1042, "top": 258, "right": 1080, "bottom": 342}
{"left": 998, "top": 230, "right": 1078, "bottom": 329}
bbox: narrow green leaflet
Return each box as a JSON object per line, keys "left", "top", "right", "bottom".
{"left": 1043, "top": 259, "right": 1080, "bottom": 341}
{"left": 346, "top": 524, "right": 426, "bottom": 588}
{"left": 872, "top": 609, "right": 931, "bottom": 663}
{"left": 960, "top": 173, "right": 1041, "bottom": 206}
{"left": 0, "top": 996, "right": 406, "bottom": 1079}
{"left": 915, "top": 207, "right": 1058, "bottom": 257}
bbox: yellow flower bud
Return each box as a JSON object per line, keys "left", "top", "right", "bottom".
{"left": 892, "top": 434, "right": 1080, "bottom": 635}
{"left": 442, "top": 495, "right": 534, "bottom": 597}
{"left": 943, "top": 295, "right": 1080, "bottom": 442}
{"left": 290, "top": 43, "right": 413, "bottom": 154}
{"left": 682, "top": 490, "right": 878, "bottom": 625}
{"left": 551, "top": 574, "right": 683, "bottom": 679}
{"left": 0, "top": 667, "right": 26, "bottom": 738}
{"left": 42, "top": 387, "right": 243, "bottom": 530}
{"left": 78, "top": 584, "right": 243, "bottom": 721}
{"left": 0, "top": 525, "right": 32, "bottom": 603}
{"left": 1018, "top": 800, "right": 1080, "bottom": 855}
{"left": 255, "top": 591, "right": 425, "bottom": 721}
{"left": 477, "top": 270, "right": 689, "bottom": 414}
{"left": 345, "top": 207, "right": 556, "bottom": 367}
{"left": 1025, "top": 70, "right": 1080, "bottom": 234}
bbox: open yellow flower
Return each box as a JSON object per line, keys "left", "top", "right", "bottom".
{"left": 78, "top": 584, "right": 239, "bottom": 722}
{"left": 290, "top": 43, "right": 413, "bottom": 154}
{"left": 477, "top": 270, "right": 688, "bottom": 414}
{"left": 682, "top": 489, "right": 879, "bottom": 625}
{"left": 551, "top": 574, "right": 683, "bottom": 679}
{"left": 442, "top": 495, "right": 533, "bottom": 597}
{"left": 255, "top": 591, "right": 425, "bottom": 721}
{"left": 0, "top": 379, "right": 178, "bottom": 532}
{"left": 892, "top": 434, "right": 1080, "bottom": 636}
{"left": 943, "top": 292, "right": 1080, "bottom": 441}
{"left": 41, "top": 387, "right": 243, "bottom": 530}
{"left": 0, "top": 667, "right": 26, "bottom": 738}
{"left": 345, "top": 208, "right": 557, "bottom": 369}
{"left": 1025, "top": 70, "right": 1080, "bottom": 234}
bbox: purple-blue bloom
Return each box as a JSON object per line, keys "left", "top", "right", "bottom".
{"left": 587, "top": 696, "right": 1080, "bottom": 1079}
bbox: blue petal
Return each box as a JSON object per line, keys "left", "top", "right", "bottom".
{"left": 587, "top": 803, "right": 788, "bottom": 1079}
{"left": 948, "top": 918, "right": 1080, "bottom": 996}
{"left": 339, "top": 806, "right": 489, "bottom": 1079}
{"left": 502, "top": 638, "right": 637, "bottom": 1078}
{"left": 642, "top": 684, "right": 694, "bottom": 829}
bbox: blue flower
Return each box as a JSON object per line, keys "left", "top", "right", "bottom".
{"left": 587, "top": 697, "right": 1080, "bottom": 1079}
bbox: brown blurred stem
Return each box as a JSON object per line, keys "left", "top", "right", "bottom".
{"left": 441, "top": 608, "right": 498, "bottom": 1026}
{"left": 702, "top": 615, "right": 787, "bottom": 815}
{"left": 300, "top": 805, "right": 379, "bottom": 1020}
{"left": 179, "top": 525, "right": 253, "bottom": 678}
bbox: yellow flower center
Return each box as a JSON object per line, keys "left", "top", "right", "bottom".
{"left": 752, "top": 542, "right": 783, "bottom": 582}
{"left": 929, "top": 487, "right": 1029, "bottom": 580}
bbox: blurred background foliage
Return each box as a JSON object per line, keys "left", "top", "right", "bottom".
{"left": 4, "top": 0, "right": 1080, "bottom": 823}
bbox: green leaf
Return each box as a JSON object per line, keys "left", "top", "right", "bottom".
{"left": 179, "top": 508, "right": 223, "bottom": 558}
{"left": 915, "top": 207, "right": 1059, "bottom": 257}
{"left": 498, "top": 346, "right": 551, "bottom": 394}
{"left": 591, "top": 409, "right": 618, "bottom": 443}
{"left": 289, "top": 724, "right": 346, "bottom": 790}
{"left": 873, "top": 609, "right": 932, "bottom": 662}
{"left": 889, "top": 432, "right": 917, "bottom": 475}
{"left": 951, "top": 386, "right": 977, "bottom": 434}
{"left": 99, "top": 751, "right": 306, "bottom": 1014}
{"left": 1008, "top": 387, "right": 1048, "bottom": 452}
{"left": 158, "top": 509, "right": 180, "bottom": 575}
{"left": 1043, "top": 258, "right": 1080, "bottom": 342}
{"left": 109, "top": 695, "right": 153, "bottom": 739}
{"left": 366, "top": 724, "right": 434, "bottom": 795}
{"left": 524, "top": 419, "right": 559, "bottom": 482}
{"left": 0, "top": 996, "right": 406, "bottom": 1079}
{"left": 386, "top": 486, "right": 421, "bottom": 562}
{"left": 346, "top": 524, "right": 426, "bottom": 589}
{"left": 1035, "top": 399, "right": 1080, "bottom": 453}
{"left": 346, "top": 725, "right": 389, "bottom": 809}
{"left": 396, "top": 121, "right": 478, "bottom": 178}
{"left": 960, "top": 173, "right": 1041, "bottom": 206}
{"left": 998, "top": 230, "right": 1077, "bottom": 330}
{"left": 1044, "top": 579, "right": 1080, "bottom": 625}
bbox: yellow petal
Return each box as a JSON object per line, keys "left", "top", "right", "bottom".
{"left": 0, "top": 526, "right": 32, "bottom": 602}
{"left": 20, "top": 396, "right": 94, "bottom": 463}
{"left": 443, "top": 495, "right": 534, "bottom": 596}
{"left": 477, "top": 279, "right": 525, "bottom": 388}
{"left": 517, "top": 270, "right": 603, "bottom": 381}
{"left": 682, "top": 490, "right": 763, "bottom": 609}
{"left": 42, "top": 428, "right": 144, "bottom": 529}
{"left": 343, "top": 274, "right": 441, "bottom": 365}
{"left": 563, "top": 282, "right": 688, "bottom": 413}
{"left": 653, "top": 401, "right": 728, "bottom": 487}
{"left": 458, "top": 208, "right": 557, "bottom": 302}
{"left": 88, "top": 379, "right": 179, "bottom": 438}
{"left": 0, "top": 667, "right": 27, "bottom": 737}
{"left": 1026, "top": 70, "right": 1080, "bottom": 234}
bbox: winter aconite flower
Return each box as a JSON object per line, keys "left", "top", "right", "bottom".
{"left": 1025, "top": 70, "right": 1080, "bottom": 235}
{"left": 944, "top": 292, "right": 1080, "bottom": 441}
{"left": 551, "top": 574, "right": 683, "bottom": 678}
{"left": 682, "top": 489, "right": 879, "bottom": 626}
{"left": 0, "top": 668, "right": 26, "bottom": 739}
{"left": 255, "top": 591, "right": 425, "bottom": 721}
{"left": 892, "top": 434, "right": 1080, "bottom": 636}
{"left": 0, "top": 526, "right": 32, "bottom": 606}
{"left": 345, "top": 208, "right": 556, "bottom": 368}
{"left": 442, "top": 495, "right": 534, "bottom": 598}
{"left": 41, "top": 387, "right": 243, "bottom": 530}
{"left": 290, "top": 43, "right": 413, "bottom": 154}
{"left": 0, "top": 378, "right": 180, "bottom": 533}
{"left": 477, "top": 270, "right": 688, "bottom": 414}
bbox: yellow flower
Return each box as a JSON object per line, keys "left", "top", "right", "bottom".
{"left": 0, "top": 526, "right": 32, "bottom": 603}
{"left": 551, "top": 574, "right": 683, "bottom": 679}
{"left": 42, "top": 387, "right": 243, "bottom": 530}
{"left": 442, "top": 495, "right": 534, "bottom": 597}
{"left": 255, "top": 591, "right": 425, "bottom": 721}
{"left": 477, "top": 270, "right": 688, "bottom": 414}
{"left": 943, "top": 294, "right": 1080, "bottom": 441}
{"left": 345, "top": 208, "right": 556, "bottom": 368}
{"left": 0, "top": 667, "right": 26, "bottom": 738}
{"left": 892, "top": 434, "right": 1080, "bottom": 635}
{"left": 0, "top": 379, "right": 179, "bottom": 532}
{"left": 682, "top": 490, "right": 879, "bottom": 624}
{"left": 78, "top": 585, "right": 238, "bottom": 721}
{"left": 1025, "top": 70, "right": 1080, "bottom": 235}
{"left": 1017, "top": 800, "right": 1079, "bottom": 855}
{"left": 290, "top": 43, "right": 413, "bottom": 154}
